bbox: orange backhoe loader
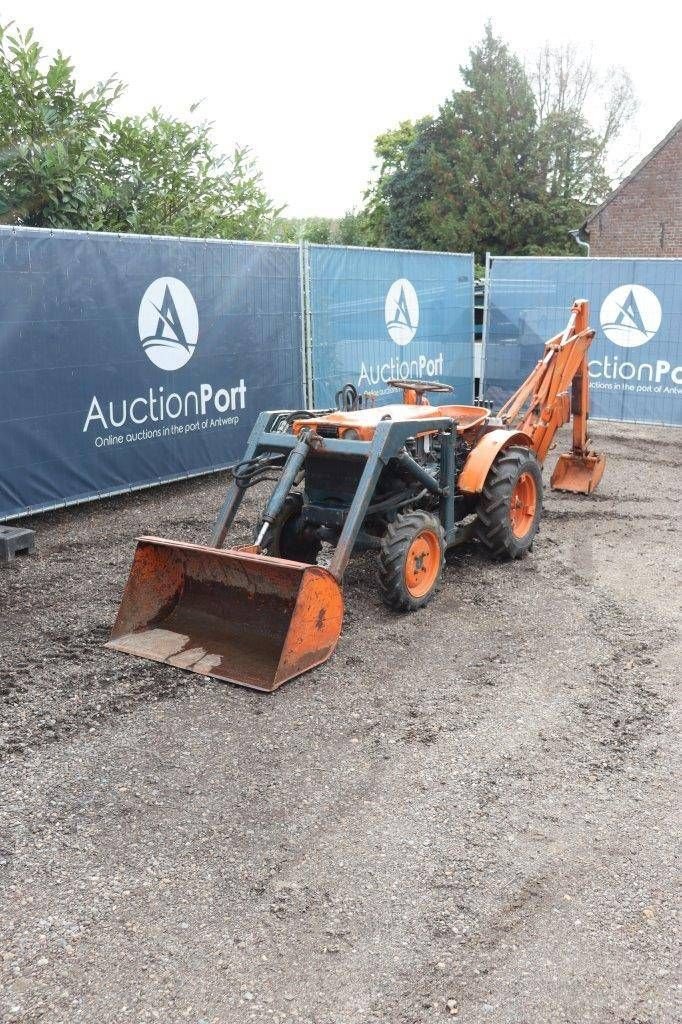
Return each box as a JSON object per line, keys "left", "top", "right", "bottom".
{"left": 107, "top": 299, "right": 605, "bottom": 690}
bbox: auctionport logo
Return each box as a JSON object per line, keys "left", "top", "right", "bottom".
{"left": 590, "top": 282, "right": 681, "bottom": 394}
{"left": 138, "top": 277, "right": 199, "bottom": 370}
{"left": 385, "top": 278, "right": 419, "bottom": 346}
{"left": 599, "top": 284, "right": 662, "bottom": 348}
{"left": 83, "top": 277, "right": 247, "bottom": 437}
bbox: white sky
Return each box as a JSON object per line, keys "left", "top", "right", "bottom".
{"left": 7, "top": 0, "right": 681, "bottom": 217}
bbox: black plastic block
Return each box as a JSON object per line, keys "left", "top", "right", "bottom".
{"left": 0, "top": 525, "right": 36, "bottom": 563}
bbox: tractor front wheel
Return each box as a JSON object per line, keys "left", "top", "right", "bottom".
{"left": 476, "top": 446, "right": 542, "bottom": 559}
{"left": 378, "top": 510, "right": 445, "bottom": 612}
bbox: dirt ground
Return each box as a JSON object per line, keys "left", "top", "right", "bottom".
{"left": 0, "top": 421, "right": 680, "bottom": 1024}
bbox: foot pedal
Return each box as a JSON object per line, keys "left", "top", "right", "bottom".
{"left": 0, "top": 525, "right": 36, "bottom": 563}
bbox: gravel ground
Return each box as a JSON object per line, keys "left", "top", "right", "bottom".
{"left": 0, "top": 421, "right": 680, "bottom": 1024}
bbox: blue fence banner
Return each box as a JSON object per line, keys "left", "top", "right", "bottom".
{"left": 0, "top": 228, "right": 304, "bottom": 520}
{"left": 484, "top": 256, "right": 682, "bottom": 426}
{"left": 307, "top": 245, "right": 474, "bottom": 408}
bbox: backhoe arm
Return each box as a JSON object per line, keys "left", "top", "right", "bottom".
{"left": 497, "top": 299, "right": 606, "bottom": 494}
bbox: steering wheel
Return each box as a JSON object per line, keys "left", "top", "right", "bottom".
{"left": 387, "top": 378, "right": 454, "bottom": 395}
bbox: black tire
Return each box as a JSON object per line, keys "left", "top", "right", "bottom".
{"left": 378, "top": 509, "right": 445, "bottom": 612}
{"left": 476, "top": 446, "right": 542, "bottom": 559}
{"left": 265, "top": 493, "right": 321, "bottom": 564}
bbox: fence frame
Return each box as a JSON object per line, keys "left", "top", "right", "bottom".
{"left": 305, "top": 242, "right": 475, "bottom": 409}
{"left": 0, "top": 227, "right": 306, "bottom": 521}
{"left": 482, "top": 253, "right": 682, "bottom": 427}
{"left": 1, "top": 230, "right": 478, "bottom": 521}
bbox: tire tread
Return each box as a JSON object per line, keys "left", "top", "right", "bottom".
{"left": 378, "top": 509, "right": 445, "bottom": 612}
{"left": 476, "top": 447, "right": 542, "bottom": 560}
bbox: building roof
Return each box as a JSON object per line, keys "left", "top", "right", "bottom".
{"left": 581, "top": 118, "right": 682, "bottom": 232}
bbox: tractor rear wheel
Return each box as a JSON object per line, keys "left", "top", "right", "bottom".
{"left": 378, "top": 510, "right": 445, "bottom": 612}
{"left": 476, "top": 446, "right": 542, "bottom": 559}
{"left": 264, "top": 493, "right": 321, "bottom": 564}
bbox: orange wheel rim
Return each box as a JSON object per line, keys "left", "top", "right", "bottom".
{"left": 404, "top": 529, "right": 441, "bottom": 598}
{"left": 510, "top": 472, "right": 537, "bottom": 538}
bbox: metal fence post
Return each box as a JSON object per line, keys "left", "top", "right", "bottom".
{"left": 299, "top": 241, "right": 315, "bottom": 408}
{"left": 481, "top": 250, "right": 491, "bottom": 403}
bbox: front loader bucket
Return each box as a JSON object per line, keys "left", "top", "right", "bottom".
{"left": 106, "top": 537, "right": 344, "bottom": 691}
{"left": 550, "top": 452, "right": 606, "bottom": 494}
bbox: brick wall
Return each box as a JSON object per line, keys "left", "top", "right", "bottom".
{"left": 584, "top": 126, "right": 682, "bottom": 257}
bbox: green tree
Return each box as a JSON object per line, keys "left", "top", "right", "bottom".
{"left": 362, "top": 119, "right": 430, "bottom": 246}
{"left": 268, "top": 212, "right": 366, "bottom": 246}
{"left": 0, "top": 22, "right": 122, "bottom": 226}
{"left": 0, "top": 21, "right": 278, "bottom": 239}
{"left": 362, "top": 24, "right": 636, "bottom": 260}
{"left": 335, "top": 210, "right": 366, "bottom": 246}
{"left": 268, "top": 216, "right": 334, "bottom": 244}
{"left": 381, "top": 25, "right": 545, "bottom": 260}
{"left": 92, "top": 109, "right": 277, "bottom": 239}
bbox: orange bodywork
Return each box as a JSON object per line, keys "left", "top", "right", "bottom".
{"left": 294, "top": 302, "right": 604, "bottom": 499}
{"left": 510, "top": 471, "right": 538, "bottom": 538}
{"left": 294, "top": 402, "right": 529, "bottom": 501}
{"left": 293, "top": 403, "right": 490, "bottom": 442}
{"left": 106, "top": 537, "right": 344, "bottom": 691}
{"left": 404, "top": 528, "right": 441, "bottom": 598}
{"left": 497, "top": 299, "right": 605, "bottom": 493}
{"left": 457, "top": 428, "right": 533, "bottom": 494}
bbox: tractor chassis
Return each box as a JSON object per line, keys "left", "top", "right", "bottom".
{"left": 210, "top": 410, "right": 473, "bottom": 582}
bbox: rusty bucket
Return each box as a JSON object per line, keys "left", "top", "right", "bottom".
{"left": 550, "top": 452, "right": 606, "bottom": 495}
{"left": 106, "top": 537, "right": 344, "bottom": 691}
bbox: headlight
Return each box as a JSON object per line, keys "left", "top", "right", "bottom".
{"left": 342, "top": 428, "right": 360, "bottom": 441}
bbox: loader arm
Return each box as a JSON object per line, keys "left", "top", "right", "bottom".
{"left": 496, "top": 299, "right": 605, "bottom": 493}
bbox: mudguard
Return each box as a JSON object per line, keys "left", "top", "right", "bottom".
{"left": 458, "top": 429, "right": 533, "bottom": 494}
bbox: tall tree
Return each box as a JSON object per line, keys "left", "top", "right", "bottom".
{"left": 531, "top": 43, "right": 637, "bottom": 156}
{"left": 363, "top": 24, "right": 637, "bottom": 260}
{"left": 361, "top": 119, "right": 430, "bottom": 246}
{"left": 531, "top": 43, "right": 636, "bottom": 203}
{"left": 381, "top": 25, "right": 543, "bottom": 259}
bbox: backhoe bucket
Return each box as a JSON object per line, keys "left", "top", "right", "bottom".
{"left": 106, "top": 537, "right": 344, "bottom": 691}
{"left": 550, "top": 452, "right": 606, "bottom": 494}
